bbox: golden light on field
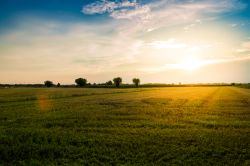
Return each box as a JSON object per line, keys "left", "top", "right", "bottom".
{"left": 37, "top": 94, "right": 51, "bottom": 112}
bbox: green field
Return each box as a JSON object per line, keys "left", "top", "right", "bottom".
{"left": 0, "top": 87, "right": 249, "bottom": 165}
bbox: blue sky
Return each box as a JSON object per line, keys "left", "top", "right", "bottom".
{"left": 0, "top": 0, "right": 250, "bottom": 84}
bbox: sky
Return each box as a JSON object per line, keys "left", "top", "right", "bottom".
{"left": 0, "top": 0, "right": 250, "bottom": 84}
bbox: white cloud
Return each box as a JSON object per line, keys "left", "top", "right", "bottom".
{"left": 82, "top": 0, "right": 246, "bottom": 36}
{"left": 82, "top": 0, "right": 152, "bottom": 20}
{"left": 82, "top": 1, "right": 116, "bottom": 14}
{"left": 110, "top": 5, "right": 151, "bottom": 20}
{"left": 236, "top": 42, "right": 250, "bottom": 53}
{"left": 82, "top": 0, "right": 137, "bottom": 15}
{"left": 147, "top": 0, "right": 245, "bottom": 28}
{"left": 184, "top": 24, "right": 196, "bottom": 31}
{"left": 231, "top": 23, "right": 237, "bottom": 27}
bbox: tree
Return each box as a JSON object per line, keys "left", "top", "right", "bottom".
{"left": 132, "top": 78, "right": 140, "bottom": 87}
{"left": 113, "top": 77, "right": 122, "bottom": 87}
{"left": 44, "top": 80, "right": 53, "bottom": 87}
{"left": 75, "top": 78, "right": 87, "bottom": 87}
{"left": 57, "top": 83, "right": 61, "bottom": 87}
{"left": 106, "top": 80, "right": 113, "bottom": 86}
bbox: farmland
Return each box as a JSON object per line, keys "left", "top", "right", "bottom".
{"left": 0, "top": 87, "right": 250, "bottom": 165}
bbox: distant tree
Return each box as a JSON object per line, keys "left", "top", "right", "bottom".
{"left": 75, "top": 78, "right": 87, "bottom": 87}
{"left": 44, "top": 80, "right": 53, "bottom": 87}
{"left": 113, "top": 77, "right": 122, "bottom": 87}
{"left": 57, "top": 83, "right": 61, "bottom": 87}
{"left": 106, "top": 80, "right": 113, "bottom": 86}
{"left": 132, "top": 78, "right": 140, "bottom": 87}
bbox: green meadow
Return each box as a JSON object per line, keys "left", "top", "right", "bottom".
{"left": 0, "top": 87, "right": 249, "bottom": 165}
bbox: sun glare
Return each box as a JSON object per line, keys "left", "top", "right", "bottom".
{"left": 179, "top": 57, "right": 203, "bottom": 71}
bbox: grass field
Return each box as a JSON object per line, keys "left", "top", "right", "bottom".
{"left": 0, "top": 87, "right": 250, "bottom": 165}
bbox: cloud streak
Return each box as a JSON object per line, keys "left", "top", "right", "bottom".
{"left": 82, "top": 0, "right": 137, "bottom": 15}
{"left": 110, "top": 5, "right": 151, "bottom": 20}
{"left": 236, "top": 41, "right": 250, "bottom": 54}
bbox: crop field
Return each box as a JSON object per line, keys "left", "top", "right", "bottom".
{"left": 0, "top": 87, "right": 250, "bottom": 165}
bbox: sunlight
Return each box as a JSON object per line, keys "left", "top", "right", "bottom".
{"left": 179, "top": 58, "right": 203, "bottom": 71}
{"left": 37, "top": 94, "right": 51, "bottom": 112}
{"left": 178, "top": 57, "right": 204, "bottom": 71}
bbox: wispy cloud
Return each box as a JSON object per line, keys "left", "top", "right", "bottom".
{"left": 82, "top": 0, "right": 152, "bottom": 21}
{"left": 82, "top": 0, "right": 246, "bottom": 37}
{"left": 110, "top": 5, "right": 151, "bottom": 20}
{"left": 146, "top": 0, "right": 245, "bottom": 30}
{"left": 0, "top": 20, "right": 143, "bottom": 80}
{"left": 83, "top": 0, "right": 245, "bottom": 20}
{"left": 82, "top": 0, "right": 137, "bottom": 15}
{"left": 236, "top": 41, "right": 250, "bottom": 53}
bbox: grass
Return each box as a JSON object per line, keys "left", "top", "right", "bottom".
{"left": 0, "top": 87, "right": 249, "bottom": 165}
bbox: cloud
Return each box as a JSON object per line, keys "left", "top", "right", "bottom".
{"left": 231, "top": 23, "right": 237, "bottom": 27}
{"left": 147, "top": 0, "right": 245, "bottom": 29}
{"left": 0, "top": 19, "right": 145, "bottom": 83}
{"left": 82, "top": 0, "right": 246, "bottom": 36}
{"left": 82, "top": 0, "right": 137, "bottom": 15}
{"left": 236, "top": 42, "right": 250, "bottom": 53}
{"left": 110, "top": 5, "right": 151, "bottom": 20}
{"left": 82, "top": 0, "right": 152, "bottom": 21}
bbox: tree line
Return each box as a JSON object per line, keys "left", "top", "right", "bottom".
{"left": 44, "top": 77, "right": 140, "bottom": 88}
{"left": 1, "top": 82, "right": 243, "bottom": 88}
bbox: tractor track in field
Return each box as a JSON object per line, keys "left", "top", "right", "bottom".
{"left": 199, "top": 87, "right": 221, "bottom": 110}
{"left": 228, "top": 87, "right": 250, "bottom": 105}
{"left": 183, "top": 87, "right": 250, "bottom": 129}
{"left": 181, "top": 87, "right": 222, "bottom": 126}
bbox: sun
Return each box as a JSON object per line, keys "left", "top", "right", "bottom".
{"left": 179, "top": 57, "right": 203, "bottom": 71}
